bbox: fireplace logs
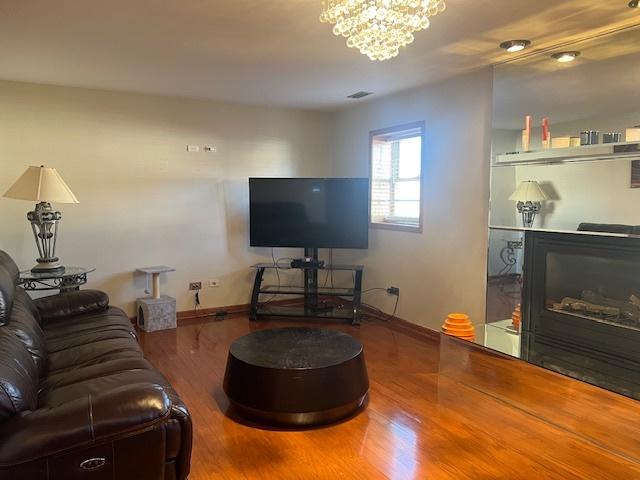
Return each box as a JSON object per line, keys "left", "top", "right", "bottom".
{"left": 553, "top": 297, "right": 620, "bottom": 318}
{"left": 581, "top": 290, "right": 640, "bottom": 322}
{"left": 550, "top": 290, "right": 640, "bottom": 328}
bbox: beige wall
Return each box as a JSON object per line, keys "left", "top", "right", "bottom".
{"left": 330, "top": 69, "right": 494, "bottom": 330}
{"left": 0, "top": 81, "right": 332, "bottom": 315}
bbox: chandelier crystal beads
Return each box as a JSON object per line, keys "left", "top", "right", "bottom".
{"left": 320, "top": 0, "right": 446, "bottom": 61}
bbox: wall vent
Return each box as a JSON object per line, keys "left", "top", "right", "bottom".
{"left": 347, "top": 91, "right": 373, "bottom": 99}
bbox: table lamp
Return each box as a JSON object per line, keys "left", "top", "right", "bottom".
{"left": 3, "top": 166, "right": 79, "bottom": 273}
{"left": 509, "top": 180, "right": 547, "bottom": 228}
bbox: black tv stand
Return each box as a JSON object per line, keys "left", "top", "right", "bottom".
{"left": 249, "top": 248, "right": 364, "bottom": 325}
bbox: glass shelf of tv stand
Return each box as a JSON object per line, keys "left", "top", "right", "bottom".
{"left": 259, "top": 285, "right": 355, "bottom": 296}
{"left": 250, "top": 262, "right": 364, "bottom": 324}
{"left": 252, "top": 263, "right": 363, "bottom": 272}
{"left": 256, "top": 304, "right": 355, "bottom": 321}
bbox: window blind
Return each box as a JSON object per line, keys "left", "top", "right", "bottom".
{"left": 370, "top": 126, "right": 423, "bottom": 227}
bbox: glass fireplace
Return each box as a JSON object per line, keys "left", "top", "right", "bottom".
{"left": 545, "top": 252, "right": 640, "bottom": 332}
{"left": 522, "top": 230, "right": 640, "bottom": 400}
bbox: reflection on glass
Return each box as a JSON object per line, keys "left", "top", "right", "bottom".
{"left": 484, "top": 227, "right": 524, "bottom": 357}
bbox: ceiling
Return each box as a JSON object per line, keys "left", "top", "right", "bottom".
{"left": 0, "top": 0, "right": 638, "bottom": 111}
{"left": 493, "top": 24, "right": 640, "bottom": 129}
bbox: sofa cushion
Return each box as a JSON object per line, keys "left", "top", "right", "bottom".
{"left": 35, "top": 290, "right": 109, "bottom": 323}
{"left": 577, "top": 223, "right": 640, "bottom": 235}
{"left": 39, "top": 368, "right": 172, "bottom": 408}
{"left": 0, "top": 329, "right": 38, "bottom": 420}
{"left": 42, "top": 307, "right": 135, "bottom": 341}
{"left": 46, "top": 328, "right": 136, "bottom": 354}
{"left": 39, "top": 357, "right": 154, "bottom": 392}
{"left": 4, "top": 289, "right": 47, "bottom": 375}
{"left": 0, "top": 383, "right": 171, "bottom": 467}
{"left": 46, "top": 337, "right": 144, "bottom": 373}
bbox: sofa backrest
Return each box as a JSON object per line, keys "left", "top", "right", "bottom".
{"left": 577, "top": 223, "right": 640, "bottom": 235}
{"left": 0, "top": 250, "right": 19, "bottom": 326}
{"left": 5, "top": 289, "right": 47, "bottom": 375}
{"left": 0, "top": 329, "right": 39, "bottom": 420}
{"left": 0, "top": 249, "right": 46, "bottom": 376}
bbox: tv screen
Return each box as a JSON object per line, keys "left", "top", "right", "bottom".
{"left": 249, "top": 178, "right": 369, "bottom": 249}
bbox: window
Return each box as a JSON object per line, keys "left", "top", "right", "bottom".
{"left": 370, "top": 122, "right": 424, "bottom": 231}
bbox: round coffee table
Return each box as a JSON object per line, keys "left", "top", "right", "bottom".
{"left": 223, "top": 327, "right": 369, "bottom": 426}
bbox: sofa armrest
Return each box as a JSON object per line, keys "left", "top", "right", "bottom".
{"left": 0, "top": 383, "right": 170, "bottom": 467}
{"left": 34, "top": 290, "right": 109, "bottom": 322}
{"left": 166, "top": 393, "right": 193, "bottom": 480}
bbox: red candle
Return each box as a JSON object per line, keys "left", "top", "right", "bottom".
{"left": 542, "top": 117, "right": 549, "bottom": 141}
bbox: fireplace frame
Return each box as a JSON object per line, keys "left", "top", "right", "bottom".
{"left": 522, "top": 230, "right": 640, "bottom": 399}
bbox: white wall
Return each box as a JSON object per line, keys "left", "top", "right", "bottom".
{"left": 0, "top": 81, "right": 332, "bottom": 315}
{"left": 331, "top": 69, "right": 494, "bottom": 330}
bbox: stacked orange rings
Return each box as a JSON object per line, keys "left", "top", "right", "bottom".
{"left": 512, "top": 304, "right": 521, "bottom": 330}
{"left": 442, "top": 313, "right": 475, "bottom": 341}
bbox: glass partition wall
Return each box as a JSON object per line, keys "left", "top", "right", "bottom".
{"left": 483, "top": 24, "right": 640, "bottom": 399}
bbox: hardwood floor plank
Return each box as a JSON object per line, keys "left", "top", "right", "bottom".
{"left": 439, "top": 334, "right": 640, "bottom": 463}
{"left": 137, "top": 316, "right": 640, "bottom": 479}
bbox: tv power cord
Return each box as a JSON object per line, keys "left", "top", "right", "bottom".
{"left": 361, "top": 286, "right": 400, "bottom": 322}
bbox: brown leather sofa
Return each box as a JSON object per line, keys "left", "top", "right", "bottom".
{"left": 0, "top": 250, "right": 192, "bottom": 479}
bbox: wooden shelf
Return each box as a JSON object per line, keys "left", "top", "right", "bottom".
{"left": 493, "top": 142, "right": 640, "bottom": 166}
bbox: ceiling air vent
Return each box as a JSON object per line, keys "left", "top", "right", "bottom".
{"left": 347, "top": 91, "right": 373, "bottom": 99}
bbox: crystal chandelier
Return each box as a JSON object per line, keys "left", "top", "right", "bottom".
{"left": 320, "top": 0, "right": 447, "bottom": 61}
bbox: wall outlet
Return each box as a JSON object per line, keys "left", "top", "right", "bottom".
{"left": 189, "top": 281, "right": 202, "bottom": 291}
{"left": 207, "top": 280, "right": 220, "bottom": 288}
{"left": 203, "top": 145, "right": 217, "bottom": 153}
{"left": 186, "top": 145, "right": 200, "bottom": 152}
{"left": 387, "top": 286, "right": 400, "bottom": 296}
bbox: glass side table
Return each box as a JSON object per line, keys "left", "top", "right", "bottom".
{"left": 19, "top": 266, "right": 96, "bottom": 292}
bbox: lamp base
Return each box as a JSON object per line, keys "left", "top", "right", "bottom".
{"left": 516, "top": 201, "right": 541, "bottom": 228}
{"left": 28, "top": 202, "right": 65, "bottom": 274}
{"left": 31, "top": 261, "right": 65, "bottom": 274}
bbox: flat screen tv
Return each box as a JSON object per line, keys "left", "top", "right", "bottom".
{"left": 249, "top": 177, "right": 369, "bottom": 249}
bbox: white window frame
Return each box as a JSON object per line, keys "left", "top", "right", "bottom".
{"left": 369, "top": 121, "right": 425, "bottom": 233}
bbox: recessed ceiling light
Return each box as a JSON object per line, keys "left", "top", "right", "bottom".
{"left": 552, "top": 51, "right": 581, "bottom": 63}
{"left": 629, "top": 0, "right": 639, "bottom": 8}
{"left": 347, "top": 91, "right": 373, "bottom": 99}
{"left": 499, "top": 40, "right": 532, "bottom": 53}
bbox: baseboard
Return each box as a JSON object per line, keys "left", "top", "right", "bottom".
{"left": 389, "top": 316, "right": 441, "bottom": 343}
{"left": 359, "top": 304, "right": 440, "bottom": 342}
{"left": 177, "top": 303, "right": 249, "bottom": 321}
{"left": 177, "top": 298, "right": 303, "bottom": 321}
{"left": 174, "top": 297, "right": 441, "bottom": 343}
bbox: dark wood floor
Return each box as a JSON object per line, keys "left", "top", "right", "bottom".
{"left": 137, "top": 315, "right": 640, "bottom": 480}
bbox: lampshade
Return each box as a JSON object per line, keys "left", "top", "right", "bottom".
{"left": 3, "top": 166, "right": 79, "bottom": 204}
{"left": 509, "top": 181, "right": 547, "bottom": 202}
